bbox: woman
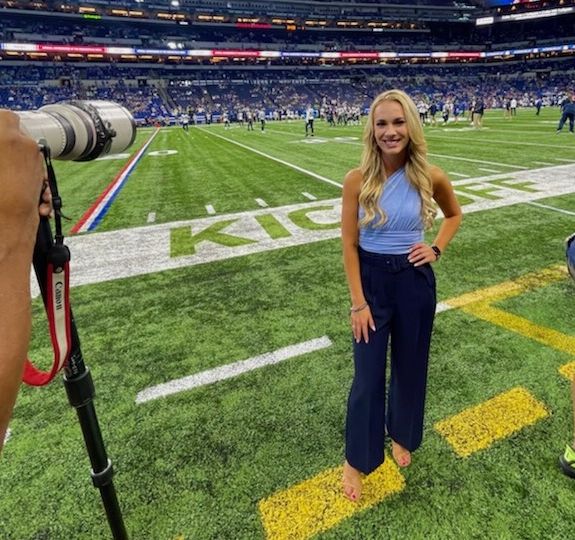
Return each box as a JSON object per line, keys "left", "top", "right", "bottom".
{"left": 341, "top": 89, "right": 462, "bottom": 502}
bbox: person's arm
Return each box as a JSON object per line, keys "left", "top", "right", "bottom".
{"left": 430, "top": 166, "right": 463, "bottom": 253}
{"left": 0, "top": 110, "right": 47, "bottom": 455}
{"left": 341, "top": 168, "right": 375, "bottom": 343}
{"left": 408, "top": 166, "right": 462, "bottom": 266}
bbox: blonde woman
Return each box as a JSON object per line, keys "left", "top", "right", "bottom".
{"left": 341, "top": 90, "right": 462, "bottom": 502}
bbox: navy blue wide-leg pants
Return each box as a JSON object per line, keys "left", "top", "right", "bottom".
{"left": 345, "top": 248, "right": 437, "bottom": 474}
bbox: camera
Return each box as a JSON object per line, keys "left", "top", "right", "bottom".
{"left": 16, "top": 100, "right": 136, "bottom": 161}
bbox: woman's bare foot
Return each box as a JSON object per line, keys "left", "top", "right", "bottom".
{"left": 391, "top": 440, "right": 411, "bottom": 468}
{"left": 342, "top": 460, "right": 363, "bottom": 502}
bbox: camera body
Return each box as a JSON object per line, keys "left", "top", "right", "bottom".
{"left": 17, "top": 100, "right": 136, "bottom": 161}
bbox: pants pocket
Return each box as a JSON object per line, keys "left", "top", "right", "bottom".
{"left": 415, "top": 263, "right": 436, "bottom": 289}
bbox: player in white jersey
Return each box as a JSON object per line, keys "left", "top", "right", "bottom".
{"left": 305, "top": 106, "right": 315, "bottom": 137}
{"left": 258, "top": 109, "right": 266, "bottom": 132}
{"left": 180, "top": 113, "right": 190, "bottom": 132}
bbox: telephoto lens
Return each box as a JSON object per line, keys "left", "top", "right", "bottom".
{"left": 16, "top": 100, "right": 137, "bottom": 161}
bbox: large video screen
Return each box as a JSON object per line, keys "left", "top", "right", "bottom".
{"left": 485, "top": 0, "right": 537, "bottom": 5}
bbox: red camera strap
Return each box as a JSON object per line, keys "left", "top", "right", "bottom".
{"left": 22, "top": 146, "right": 73, "bottom": 386}
{"left": 23, "top": 259, "right": 72, "bottom": 386}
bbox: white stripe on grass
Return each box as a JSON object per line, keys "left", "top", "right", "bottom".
{"left": 201, "top": 129, "right": 343, "bottom": 188}
{"left": 136, "top": 336, "right": 333, "bottom": 403}
{"left": 3, "top": 428, "right": 10, "bottom": 445}
{"left": 147, "top": 212, "right": 156, "bottom": 223}
{"left": 426, "top": 134, "right": 575, "bottom": 150}
{"left": 428, "top": 152, "right": 528, "bottom": 170}
{"left": 36, "top": 166, "right": 574, "bottom": 298}
{"left": 532, "top": 161, "right": 554, "bottom": 166}
{"left": 449, "top": 172, "right": 470, "bottom": 178}
{"left": 302, "top": 192, "right": 317, "bottom": 200}
{"left": 206, "top": 204, "right": 216, "bottom": 215}
{"left": 436, "top": 302, "right": 453, "bottom": 314}
{"left": 266, "top": 128, "right": 303, "bottom": 137}
{"left": 344, "top": 140, "right": 529, "bottom": 170}
{"left": 478, "top": 168, "right": 502, "bottom": 174}
{"left": 527, "top": 202, "right": 575, "bottom": 216}
{"left": 554, "top": 158, "right": 575, "bottom": 163}
{"left": 255, "top": 198, "right": 269, "bottom": 207}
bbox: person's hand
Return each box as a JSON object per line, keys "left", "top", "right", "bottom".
{"left": 39, "top": 182, "right": 53, "bottom": 218}
{"left": 351, "top": 305, "right": 375, "bottom": 344}
{"left": 0, "top": 110, "right": 47, "bottom": 226}
{"left": 408, "top": 242, "right": 438, "bottom": 267}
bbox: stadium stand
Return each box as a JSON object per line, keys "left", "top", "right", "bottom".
{"left": 0, "top": 0, "right": 573, "bottom": 123}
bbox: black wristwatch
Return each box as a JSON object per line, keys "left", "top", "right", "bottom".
{"left": 431, "top": 245, "right": 442, "bottom": 261}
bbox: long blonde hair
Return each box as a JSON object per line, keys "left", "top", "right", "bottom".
{"left": 358, "top": 89, "right": 436, "bottom": 230}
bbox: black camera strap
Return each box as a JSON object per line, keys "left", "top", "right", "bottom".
{"left": 23, "top": 147, "right": 72, "bottom": 386}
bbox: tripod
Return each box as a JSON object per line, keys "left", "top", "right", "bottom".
{"left": 31, "top": 204, "right": 128, "bottom": 538}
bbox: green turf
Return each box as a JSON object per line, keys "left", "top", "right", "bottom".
{"left": 2, "top": 107, "right": 575, "bottom": 539}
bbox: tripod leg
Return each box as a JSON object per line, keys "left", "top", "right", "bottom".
{"left": 64, "top": 363, "right": 129, "bottom": 540}
{"left": 32, "top": 167, "right": 128, "bottom": 539}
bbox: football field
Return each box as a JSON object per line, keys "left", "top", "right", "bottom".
{"left": 2, "top": 107, "right": 575, "bottom": 539}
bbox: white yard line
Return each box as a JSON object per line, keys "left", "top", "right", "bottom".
{"left": 532, "top": 161, "right": 554, "bottom": 166}
{"left": 205, "top": 204, "right": 216, "bottom": 215}
{"left": 202, "top": 129, "right": 343, "bottom": 188}
{"left": 436, "top": 302, "right": 453, "bottom": 314}
{"left": 147, "top": 212, "right": 156, "bottom": 223}
{"left": 266, "top": 128, "right": 304, "bottom": 137}
{"left": 428, "top": 152, "right": 528, "bottom": 169}
{"left": 343, "top": 140, "right": 529, "bottom": 170}
{"left": 135, "top": 300, "right": 457, "bottom": 404}
{"left": 35, "top": 164, "right": 575, "bottom": 298}
{"left": 302, "top": 192, "right": 317, "bottom": 200}
{"left": 255, "top": 198, "right": 268, "bottom": 207}
{"left": 527, "top": 202, "right": 575, "bottom": 216}
{"left": 449, "top": 172, "right": 470, "bottom": 178}
{"left": 136, "top": 336, "right": 333, "bottom": 403}
{"left": 478, "top": 167, "right": 502, "bottom": 174}
{"left": 4, "top": 428, "right": 11, "bottom": 445}
{"left": 426, "top": 134, "right": 575, "bottom": 150}
{"left": 554, "top": 158, "right": 575, "bottom": 163}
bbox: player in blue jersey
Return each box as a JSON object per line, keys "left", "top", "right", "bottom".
{"left": 559, "top": 233, "right": 575, "bottom": 477}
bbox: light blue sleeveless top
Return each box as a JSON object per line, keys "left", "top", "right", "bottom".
{"left": 358, "top": 167, "right": 424, "bottom": 254}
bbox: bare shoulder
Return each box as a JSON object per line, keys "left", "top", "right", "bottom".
{"left": 343, "top": 168, "right": 363, "bottom": 192}
{"left": 429, "top": 165, "right": 450, "bottom": 192}
{"left": 429, "top": 165, "right": 449, "bottom": 185}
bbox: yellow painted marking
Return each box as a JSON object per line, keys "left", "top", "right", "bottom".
{"left": 444, "top": 265, "right": 566, "bottom": 308}
{"left": 256, "top": 266, "right": 569, "bottom": 539}
{"left": 462, "top": 302, "right": 575, "bottom": 356}
{"left": 434, "top": 387, "right": 549, "bottom": 458}
{"left": 559, "top": 361, "right": 575, "bottom": 380}
{"left": 444, "top": 264, "right": 573, "bottom": 361}
{"left": 258, "top": 458, "right": 404, "bottom": 540}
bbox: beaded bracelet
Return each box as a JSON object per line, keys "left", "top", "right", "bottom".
{"left": 350, "top": 302, "right": 368, "bottom": 313}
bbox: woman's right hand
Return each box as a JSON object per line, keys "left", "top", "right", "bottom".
{"left": 350, "top": 305, "right": 376, "bottom": 344}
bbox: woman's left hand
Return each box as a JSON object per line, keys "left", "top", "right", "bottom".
{"left": 408, "top": 242, "right": 438, "bottom": 267}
